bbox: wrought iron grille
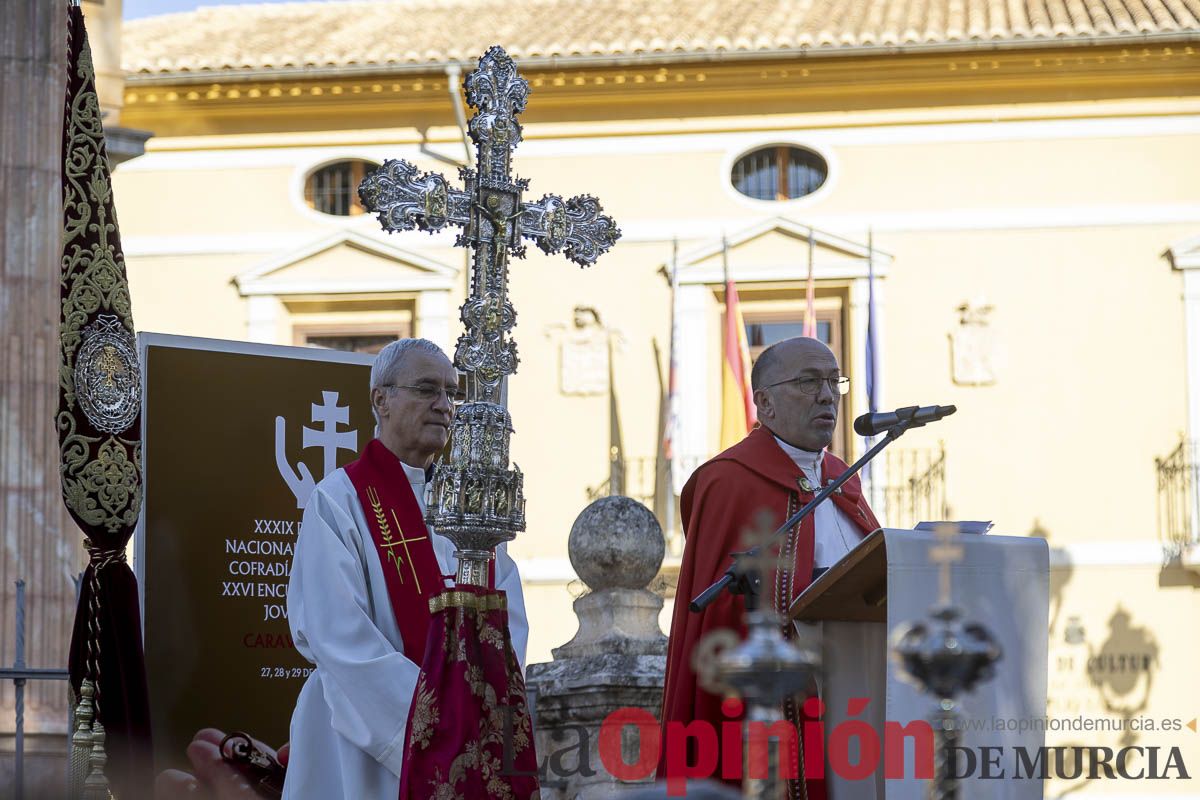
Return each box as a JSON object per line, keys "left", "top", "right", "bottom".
{"left": 876, "top": 442, "right": 951, "bottom": 530}
{"left": 1156, "top": 438, "right": 1200, "bottom": 553}
{"left": 731, "top": 146, "right": 828, "bottom": 201}
{"left": 0, "top": 580, "right": 71, "bottom": 800}
{"left": 587, "top": 456, "right": 657, "bottom": 508}
{"left": 305, "top": 160, "right": 374, "bottom": 216}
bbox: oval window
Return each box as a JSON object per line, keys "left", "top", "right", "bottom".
{"left": 731, "top": 146, "right": 827, "bottom": 201}
{"left": 304, "top": 159, "right": 379, "bottom": 216}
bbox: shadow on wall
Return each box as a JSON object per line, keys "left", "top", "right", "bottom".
{"left": 1049, "top": 604, "right": 1162, "bottom": 799}
{"left": 1040, "top": 521, "right": 1164, "bottom": 797}
{"left": 1158, "top": 560, "right": 1200, "bottom": 589}
{"left": 1041, "top": 520, "right": 1161, "bottom": 749}
{"left": 1086, "top": 606, "right": 1159, "bottom": 748}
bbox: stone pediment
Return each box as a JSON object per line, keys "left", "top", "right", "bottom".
{"left": 234, "top": 230, "right": 457, "bottom": 296}
{"left": 676, "top": 217, "right": 890, "bottom": 285}
{"left": 1167, "top": 233, "right": 1200, "bottom": 270}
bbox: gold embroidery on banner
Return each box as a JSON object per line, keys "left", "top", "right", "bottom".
{"left": 428, "top": 767, "right": 463, "bottom": 800}
{"left": 58, "top": 416, "right": 141, "bottom": 535}
{"left": 465, "top": 665, "right": 486, "bottom": 697}
{"left": 442, "top": 607, "right": 469, "bottom": 663}
{"left": 409, "top": 674, "right": 439, "bottom": 751}
{"left": 478, "top": 617, "right": 505, "bottom": 652}
{"left": 422, "top": 603, "right": 535, "bottom": 800}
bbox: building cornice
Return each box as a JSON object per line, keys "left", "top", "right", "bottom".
{"left": 121, "top": 44, "right": 1200, "bottom": 136}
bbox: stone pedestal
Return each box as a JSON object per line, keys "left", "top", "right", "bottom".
{"left": 527, "top": 497, "right": 667, "bottom": 799}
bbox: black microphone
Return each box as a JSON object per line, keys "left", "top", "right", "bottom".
{"left": 854, "top": 404, "right": 956, "bottom": 436}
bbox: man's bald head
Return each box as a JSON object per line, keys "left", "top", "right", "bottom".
{"left": 751, "top": 337, "right": 837, "bottom": 391}
{"left": 751, "top": 336, "right": 843, "bottom": 451}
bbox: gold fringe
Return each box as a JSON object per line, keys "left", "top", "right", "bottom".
{"left": 429, "top": 591, "right": 507, "bottom": 614}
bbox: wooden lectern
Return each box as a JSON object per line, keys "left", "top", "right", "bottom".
{"left": 791, "top": 528, "right": 891, "bottom": 624}
{"left": 786, "top": 528, "right": 1049, "bottom": 800}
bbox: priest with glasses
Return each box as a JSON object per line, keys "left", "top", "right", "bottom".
{"left": 660, "top": 336, "right": 883, "bottom": 800}
{"left": 284, "top": 338, "right": 529, "bottom": 799}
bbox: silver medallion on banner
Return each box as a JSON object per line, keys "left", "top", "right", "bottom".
{"left": 74, "top": 314, "right": 140, "bottom": 434}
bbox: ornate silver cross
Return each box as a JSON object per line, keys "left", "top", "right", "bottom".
{"left": 359, "top": 46, "right": 620, "bottom": 585}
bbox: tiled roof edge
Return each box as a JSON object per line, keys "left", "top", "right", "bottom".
{"left": 123, "top": 29, "right": 1200, "bottom": 85}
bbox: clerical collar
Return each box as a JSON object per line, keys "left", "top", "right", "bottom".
{"left": 399, "top": 461, "right": 427, "bottom": 486}
{"left": 774, "top": 435, "right": 824, "bottom": 483}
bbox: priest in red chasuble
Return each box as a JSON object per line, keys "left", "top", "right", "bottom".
{"left": 660, "top": 337, "right": 881, "bottom": 799}
{"left": 283, "top": 339, "right": 529, "bottom": 799}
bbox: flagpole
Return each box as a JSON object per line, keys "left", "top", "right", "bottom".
{"left": 804, "top": 226, "right": 817, "bottom": 338}
{"left": 722, "top": 232, "right": 730, "bottom": 286}
{"left": 864, "top": 228, "right": 881, "bottom": 504}
{"left": 665, "top": 237, "right": 679, "bottom": 543}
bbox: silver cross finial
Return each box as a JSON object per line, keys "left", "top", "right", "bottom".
{"left": 358, "top": 47, "right": 621, "bottom": 585}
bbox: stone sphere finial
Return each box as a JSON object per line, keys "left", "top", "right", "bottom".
{"left": 569, "top": 496, "right": 664, "bottom": 591}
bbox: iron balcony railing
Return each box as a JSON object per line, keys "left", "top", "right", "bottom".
{"left": 1156, "top": 438, "right": 1200, "bottom": 556}
{"left": 875, "top": 442, "right": 951, "bottom": 530}
{"left": 590, "top": 448, "right": 951, "bottom": 556}
{"left": 587, "top": 455, "right": 706, "bottom": 557}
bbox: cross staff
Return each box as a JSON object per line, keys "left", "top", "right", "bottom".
{"left": 358, "top": 46, "right": 621, "bottom": 405}
{"left": 357, "top": 47, "right": 621, "bottom": 585}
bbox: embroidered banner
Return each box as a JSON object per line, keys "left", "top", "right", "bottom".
{"left": 60, "top": 5, "right": 152, "bottom": 796}
{"left": 399, "top": 584, "right": 539, "bottom": 800}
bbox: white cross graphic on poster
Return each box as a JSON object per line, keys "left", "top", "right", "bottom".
{"left": 275, "top": 390, "right": 359, "bottom": 508}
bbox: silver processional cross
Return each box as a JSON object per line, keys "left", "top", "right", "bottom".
{"left": 359, "top": 46, "right": 621, "bottom": 586}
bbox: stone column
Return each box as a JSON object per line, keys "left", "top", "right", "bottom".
{"left": 0, "top": 1, "right": 79, "bottom": 795}
{"left": 526, "top": 496, "right": 668, "bottom": 799}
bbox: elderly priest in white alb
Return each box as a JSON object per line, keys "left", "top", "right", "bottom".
{"left": 283, "top": 338, "right": 528, "bottom": 799}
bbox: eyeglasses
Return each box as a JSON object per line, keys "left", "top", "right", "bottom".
{"left": 764, "top": 375, "right": 851, "bottom": 396}
{"left": 381, "top": 383, "right": 467, "bottom": 404}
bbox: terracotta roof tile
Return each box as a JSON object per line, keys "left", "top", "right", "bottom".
{"left": 121, "top": 0, "right": 1200, "bottom": 77}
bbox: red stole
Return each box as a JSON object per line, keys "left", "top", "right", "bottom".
{"left": 658, "top": 425, "right": 881, "bottom": 797}
{"left": 344, "top": 438, "right": 445, "bottom": 662}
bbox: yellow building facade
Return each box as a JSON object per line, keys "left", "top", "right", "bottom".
{"left": 106, "top": 1, "right": 1199, "bottom": 794}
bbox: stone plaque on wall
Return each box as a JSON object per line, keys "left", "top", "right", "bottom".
{"left": 560, "top": 332, "right": 608, "bottom": 395}
{"left": 950, "top": 302, "right": 997, "bottom": 386}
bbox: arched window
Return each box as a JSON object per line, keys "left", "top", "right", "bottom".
{"left": 304, "top": 160, "right": 378, "bottom": 216}
{"left": 731, "top": 146, "right": 827, "bottom": 201}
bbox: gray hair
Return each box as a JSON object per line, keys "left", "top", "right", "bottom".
{"left": 370, "top": 338, "right": 447, "bottom": 390}
{"left": 370, "top": 338, "right": 449, "bottom": 422}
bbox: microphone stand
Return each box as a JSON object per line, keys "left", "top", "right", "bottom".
{"left": 689, "top": 414, "right": 923, "bottom": 613}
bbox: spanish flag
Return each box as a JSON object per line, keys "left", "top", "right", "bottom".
{"left": 719, "top": 257, "right": 755, "bottom": 449}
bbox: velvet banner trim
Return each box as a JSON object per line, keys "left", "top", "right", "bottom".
{"left": 428, "top": 591, "right": 509, "bottom": 614}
